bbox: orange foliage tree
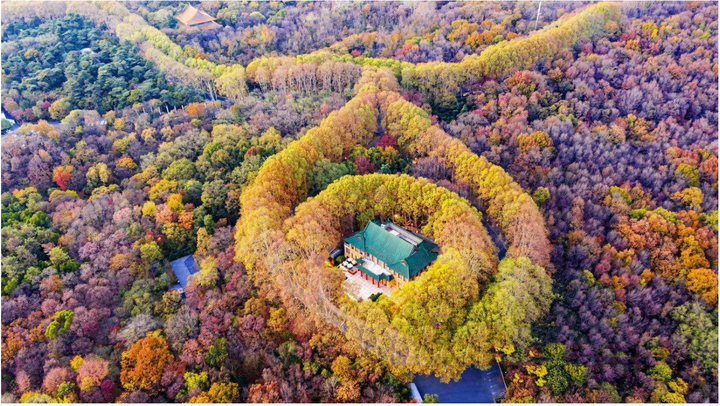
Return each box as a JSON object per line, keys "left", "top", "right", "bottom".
{"left": 686, "top": 268, "right": 718, "bottom": 307}
{"left": 120, "top": 332, "right": 173, "bottom": 393}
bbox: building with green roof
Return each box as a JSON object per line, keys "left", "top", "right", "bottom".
{"left": 343, "top": 220, "right": 439, "bottom": 288}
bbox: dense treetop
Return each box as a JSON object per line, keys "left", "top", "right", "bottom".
{"left": 0, "top": 1, "right": 717, "bottom": 403}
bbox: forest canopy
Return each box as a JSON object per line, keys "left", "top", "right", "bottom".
{"left": 0, "top": 0, "right": 717, "bottom": 404}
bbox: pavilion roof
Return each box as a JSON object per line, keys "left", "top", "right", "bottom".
{"left": 176, "top": 5, "right": 218, "bottom": 28}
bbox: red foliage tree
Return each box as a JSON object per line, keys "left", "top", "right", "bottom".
{"left": 354, "top": 155, "right": 375, "bottom": 175}
{"left": 52, "top": 166, "right": 73, "bottom": 191}
{"left": 376, "top": 134, "right": 398, "bottom": 149}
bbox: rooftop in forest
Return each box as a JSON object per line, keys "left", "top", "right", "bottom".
{"left": 170, "top": 254, "right": 200, "bottom": 292}
{"left": 344, "top": 220, "right": 439, "bottom": 280}
{"left": 411, "top": 363, "right": 507, "bottom": 403}
{"left": 176, "top": 5, "right": 222, "bottom": 30}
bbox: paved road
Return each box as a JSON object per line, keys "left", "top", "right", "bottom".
{"left": 1, "top": 107, "right": 20, "bottom": 136}
{"left": 483, "top": 219, "right": 507, "bottom": 260}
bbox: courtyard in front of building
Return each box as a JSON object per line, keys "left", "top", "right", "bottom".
{"left": 343, "top": 270, "right": 394, "bottom": 300}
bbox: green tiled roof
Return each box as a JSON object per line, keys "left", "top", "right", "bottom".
{"left": 344, "top": 220, "right": 439, "bottom": 280}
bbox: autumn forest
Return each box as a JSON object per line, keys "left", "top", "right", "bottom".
{"left": 0, "top": 1, "right": 717, "bottom": 404}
